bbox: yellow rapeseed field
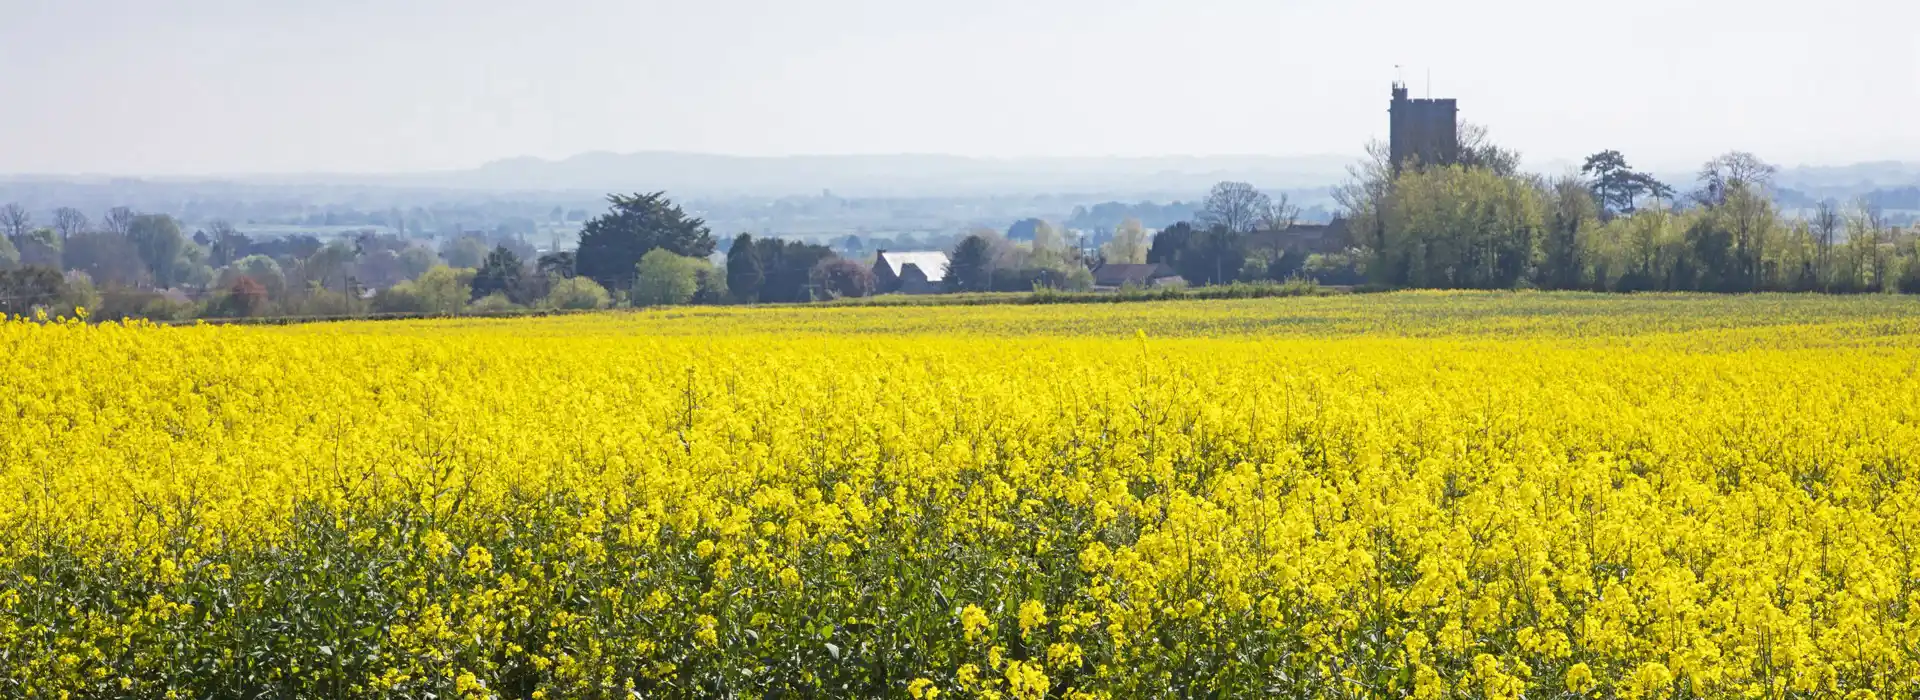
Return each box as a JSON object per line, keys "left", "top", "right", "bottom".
{"left": 4, "top": 291, "right": 1920, "bottom": 698}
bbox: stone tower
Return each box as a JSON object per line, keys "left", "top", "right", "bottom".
{"left": 1388, "top": 81, "right": 1458, "bottom": 173}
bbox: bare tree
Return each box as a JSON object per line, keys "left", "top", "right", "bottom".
{"left": 1457, "top": 122, "right": 1522, "bottom": 176}
{"left": 0, "top": 204, "right": 29, "bottom": 240}
{"left": 1810, "top": 200, "right": 1840, "bottom": 288}
{"left": 102, "top": 206, "right": 136, "bottom": 236}
{"left": 1258, "top": 193, "right": 1300, "bottom": 231}
{"left": 1849, "top": 197, "right": 1889, "bottom": 290}
{"left": 1693, "top": 152, "right": 1776, "bottom": 206}
{"left": 53, "top": 207, "right": 89, "bottom": 241}
{"left": 1199, "top": 181, "right": 1271, "bottom": 233}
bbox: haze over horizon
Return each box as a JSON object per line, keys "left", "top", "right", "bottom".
{"left": 4, "top": 0, "right": 1918, "bottom": 178}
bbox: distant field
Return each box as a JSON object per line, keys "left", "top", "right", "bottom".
{"left": 4, "top": 292, "right": 1920, "bottom": 697}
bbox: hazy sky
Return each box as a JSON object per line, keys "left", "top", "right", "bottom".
{"left": 3, "top": 0, "right": 1917, "bottom": 175}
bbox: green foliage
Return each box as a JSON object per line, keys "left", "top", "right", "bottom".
{"left": 466, "top": 291, "right": 521, "bottom": 314}
{"left": 0, "top": 234, "right": 17, "bottom": 270}
{"left": 470, "top": 246, "right": 526, "bottom": 302}
{"left": 576, "top": 192, "right": 716, "bottom": 291}
{"left": 1370, "top": 165, "right": 1547, "bottom": 289}
{"left": 725, "top": 234, "right": 763, "bottom": 303}
{"left": 945, "top": 235, "right": 994, "bottom": 293}
{"left": 0, "top": 265, "right": 66, "bottom": 316}
{"left": 127, "top": 214, "right": 187, "bottom": 288}
{"left": 541, "top": 276, "right": 611, "bottom": 310}
{"left": 373, "top": 265, "right": 472, "bottom": 315}
{"left": 633, "top": 249, "right": 703, "bottom": 307}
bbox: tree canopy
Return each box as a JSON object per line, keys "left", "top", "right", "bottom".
{"left": 576, "top": 192, "right": 716, "bottom": 292}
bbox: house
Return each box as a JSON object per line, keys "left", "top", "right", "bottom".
{"left": 1092, "top": 263, "right": 1184, "bottom": 289}
{"left": 872, "top": 250, "right": 949, "bottom": 294}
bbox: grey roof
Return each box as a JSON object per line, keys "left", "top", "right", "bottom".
{"left": 877, "top": 250, "right": 949, "bottom": 283}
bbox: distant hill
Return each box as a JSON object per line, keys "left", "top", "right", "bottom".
{"left": 417, "top": 152, "right": 1360, "bottom": 197}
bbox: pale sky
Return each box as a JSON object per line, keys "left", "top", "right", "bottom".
{"left": 3, "top": 0, "right": 1917, "bottom": 175}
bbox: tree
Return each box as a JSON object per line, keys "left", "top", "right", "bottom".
{"left": 541, "top": 277, "right": 611, "bottom": 310}
{"left": 725, "top": 234, "right": 764, "bottom": 303}
{"left": 1457, "top": 122, "right": 1521, "bottom": 177}
{"left": 576, "top": 192, "right": 715, "bottom": 292}
{"left": 693, "top": 263, "right": 729, "bottom": 305}
{"left": 13, "top": 229, "right": 61, "bottom": 269}
{"left": 0, "top": 267, "right": 65, "bottom": 314}
{"left": 127, "top": 214, "right": 186, "bottom": 288}
{"left": 211, "top": 276, "right": 271, "bottom": 318}
{"left": 1006, "top": 218, "right": 1044, "bottom": 242}
{"left": 220, "top": 255, "right": 288, "bottom": 298}
{"left": 374, "top": 265, "right": 472, "bottom": 314}
{"left": 1199, "top": 182, "right": 1270, "bottom": 233}
{"left": 1173, "top": 225, "right": 1248, "bottom": 286}
{"left": 1543, "top": 176, "right": 1598, "bottom": 289}
{"left": 63, "top": 232, "right": 147, "bottom": 287}
{"left": 1258, "top": 194, "right": 1300, "bottom": 231}
{"left": 0, "top": 203, "right": 30, "bottom": 240}
{"left": 810, "top": 257, "right": 876, "bottom": 299}
{"left": 536, "top": 251, "right": 576, "bottom": 280}
{"left": 399, "top": 246, "right": 439, "bottom": 280}
{"left": 1101, "top": 218, "right": 1150, "bottom": 264}
{"left": 1811, "top": 200, "right": 1841, "bottom": 289}
{"left": 439, "top": 235, "right": 489, "bottom": 269}
{"left": 1147, "top": 222, "right": 1194, "bottom": 267}
{"left": 1694, "top": 152, "right": 1776, "bottom": 207}
{"left": 0, "top": 235, "right": 17, "bottom": 270}
{"left": 52, "top": 208, "right": 88, "bottom": 241}
{"left": 102, "top": 207, "right": 135, "bottom": 236}
{"left": 1582, "top": 150, "right": 1672, "bottom": 217}
{"left": 471, "top": 246, "right": 526, "bottom": 302}
{"left": 206, "top": 220, "right": 248, "bottom": 266}
{"left": 945, "top": 235, "right": 994, "bottom": 292}
{"left": 752, "top": 238, "right": 835, "bottom": 303}
{"left": 632, "top": 249, "right": 702, "bottom": 306}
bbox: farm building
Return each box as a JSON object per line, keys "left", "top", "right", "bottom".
{"left": 872, "top": 250, "right": 949, "bottom": 294}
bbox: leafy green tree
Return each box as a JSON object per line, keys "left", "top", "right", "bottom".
{"left": 0, "top": 234, "right": 17, "bottom": 270}
{"left": 725, "top": 234, "right": 763, "bottom": 303}
{"left": 471, "top": 246, "right": 526, "bottom": 302}
{"left": 0, "top": 265, "right": 65, "bottom": 315}
{"left": 632, "top": 249, "right": 702, "bottom": 306}
{"left": 1542, "top": 176, "right": 1598, "bottom": 290}
{"left": 944, "top": 235, "right": 994, "bottom": 292}
{"left": 694, "top": 263, "right": 729, "bottom": 305}
{"left": 541, "top": 276, "right": 611, "bottom": 310}
{"left": 577, "top": 192, "right": 715, "bottom": 291}
{"left": 127, "top": 214, "right": 186, "bottom": 287}
{"left": 1375, "top": 165, "right": 1546, "bottom": 289}
{"left": 1101, "top": 218, "right": 1150, "bottom": 264}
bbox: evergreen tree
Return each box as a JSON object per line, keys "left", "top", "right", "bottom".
{"left": 945, "top": 235, "right": 993, "bottom": 292}
{"left": 470, "top": 246, "right": 526, "bottom": 303}
{"left": 725, "top": 234, "right": 763, "bottom": 303}
{"left": 576, "top": 192, "right": 715, "bottom": 292}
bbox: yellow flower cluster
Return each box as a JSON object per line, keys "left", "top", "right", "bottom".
{"left": 2, "top": 291, "right": 1920, "bottom": 698}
